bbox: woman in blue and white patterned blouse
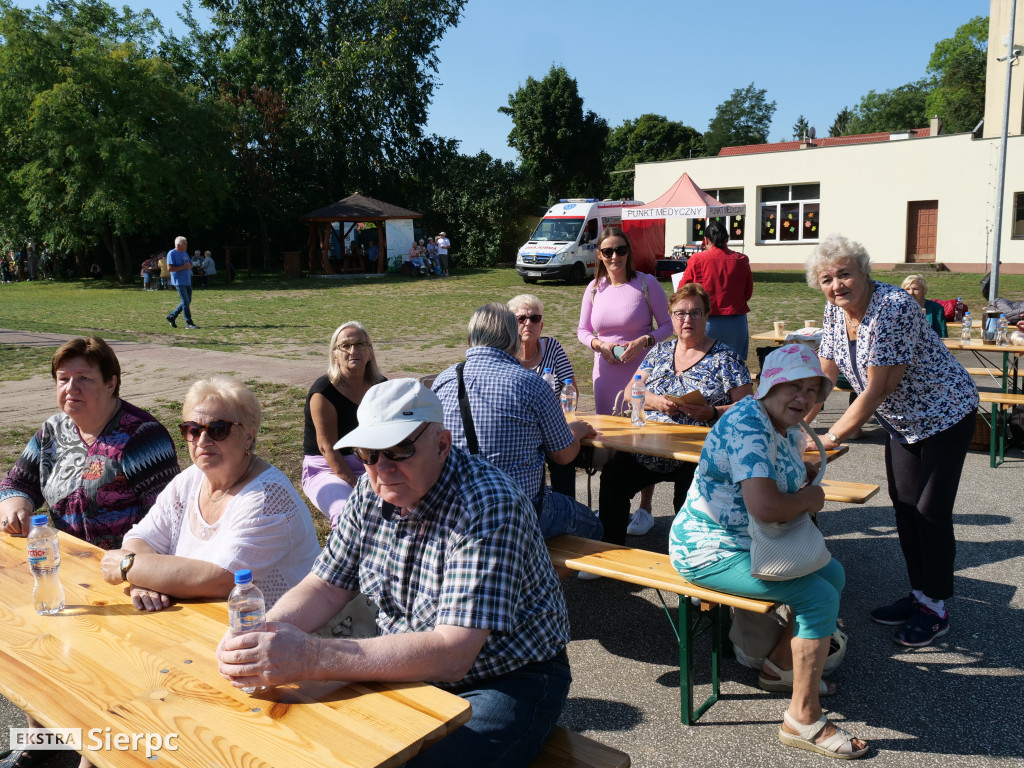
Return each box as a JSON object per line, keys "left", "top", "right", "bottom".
{"left": 669, "top": 344, "right": 868, "bottom": 760}
{"left": 808, "top": 234, "right": 977, "bottom": 649}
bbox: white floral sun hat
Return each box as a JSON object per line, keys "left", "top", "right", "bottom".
{"left": 754, "top": 343, "right": 833, "bottom": 404}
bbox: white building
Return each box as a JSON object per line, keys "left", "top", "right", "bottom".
{"left": 634, "top": 0, "right": 1024, "bottom": 274}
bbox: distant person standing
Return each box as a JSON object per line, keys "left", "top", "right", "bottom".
{"left": 437, "top": 232, "right": 451, "bottom": 277}
{"left": 165, "top": 236, "right": 199, "bottom": 329}
{"left": 201, "top": 251, "right": 216, "bottom": 287}
{"left": 681, "top": 220, "right": 753, "bottom": 360}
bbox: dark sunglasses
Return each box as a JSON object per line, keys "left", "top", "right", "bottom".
{"left": 517, "top": 314, "right": 542, "bottom": 324}
{"left": 179, "top": 419, "right": 240, "bottom": 442}
{"left": 598, "top": 245, "right": 629, "bottom": 258}
{"left": 352, "top": 423, "right": 429, "bottom": 466}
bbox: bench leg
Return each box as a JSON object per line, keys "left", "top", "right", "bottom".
{"left": 678, "top": 598, "right": 721, "bottom": 725}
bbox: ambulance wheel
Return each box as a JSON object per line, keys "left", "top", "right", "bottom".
{"left": 570, "top": 262, "right": 586, "bottom": 284}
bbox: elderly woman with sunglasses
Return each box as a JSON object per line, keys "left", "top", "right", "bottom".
{"left": 100, "top": 376, "right": 320, "bottom": 611}
{"left": 598, "top": 283, "right": 752, "bottom": 544}
{"left": 302, "top": 322, "right": 387, "bottom": 527}
{"left": 577, "top": 226, "right": 672, "bottom": 415}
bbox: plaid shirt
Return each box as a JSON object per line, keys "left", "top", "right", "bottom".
{"left": 432, "top": 347, "right": 573, "bottom": 502}
{"left": 312, "top": 446, "right": 570, "bottom": 688}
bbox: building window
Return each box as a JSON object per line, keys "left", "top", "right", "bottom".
{"left": 759, "top": 183, "right": 820, "bottom": 243}
{"left": 1014, "top": 192, "right": 1024, "bottom": 238}
{"left": 690, "top": 188, "right": 745, "bottom": 244}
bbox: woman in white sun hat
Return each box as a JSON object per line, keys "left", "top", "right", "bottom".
{"left": 669, "top": 344, "right": 868, "bottom": 760}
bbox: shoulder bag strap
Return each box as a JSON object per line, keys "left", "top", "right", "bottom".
{"left": 455, "top": 362, "right": 479, "bottom": 455}
{"left": 641, "top": 273, "right": 657, "bottom": 331}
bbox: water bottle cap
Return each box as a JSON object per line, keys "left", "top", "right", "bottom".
{"left": 234, "top": 569, "right": 253, "bottom": 584}
{"left": 634, "top": 374, "right": 642, "bottom": 380}
{"left": 31, "top": 514, "right": 47, "bottom": 526}
{"left": 543, "top": 367, "right": 552, "bottom": 373}
{"left": 564, "top": 378, "right": 572, "bottom": 384}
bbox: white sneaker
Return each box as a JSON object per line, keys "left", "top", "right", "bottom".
{"left": 626, "top": 508, "right": 655, "bottom": 536}
{"left": 576, "top": 571, "right": 602, "bottom": 581}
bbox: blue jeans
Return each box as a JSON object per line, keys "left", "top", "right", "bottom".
{"left": 538, "top": 488, "right": 603, "bottom": 540}
{"left": 406, "top": 650, "right": 571, "bottom": 768}
{"left": 170, "top": 285, "right": 193, "bottom": 323}
{"left": 706, "top": 314, "right": 749, "bottom": 360}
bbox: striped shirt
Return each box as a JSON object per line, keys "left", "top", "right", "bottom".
{"left": 313, "top": 446, "right": 569, "bottom": 687}
{"left": 526, "top": 337, "right": 575, "bottom": 395}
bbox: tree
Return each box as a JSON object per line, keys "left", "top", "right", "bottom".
{"left": 792, "top": 115, "right": 809, "bottom": 141}
{"left": 499, "top": 65, "right": 609, "bottom": 203}
{"left": 844, "top": 80, "right": 932, "bottom": 134}
{"left": 925, "top": 15, "right": 988, "bottom": 133}
{"left": 829, "top": 108, "right": 851, "bottom": 137}
{"left": 604, "top": 114, "right": 703, "bottom": 199}
{"left": 0, "top": 0, "right": 233, "bottom": 281}
{"left": 704, "top": 83, "right": 776, "bottom": 155}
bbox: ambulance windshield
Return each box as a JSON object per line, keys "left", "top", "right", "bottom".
{"left": 530, "top": 217, "right": 584, "bottom": 242}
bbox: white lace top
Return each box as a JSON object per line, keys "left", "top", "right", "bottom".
{"left": 124, "top": 464, "right": 321, "bottom": 607}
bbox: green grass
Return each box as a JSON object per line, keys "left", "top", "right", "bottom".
{"left": 3, "top": 266, "right": 1023, "bottom": 545}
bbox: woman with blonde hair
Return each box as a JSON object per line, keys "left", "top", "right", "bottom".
{"left": 301, "top": 322, "right": 386, "bottom": 526}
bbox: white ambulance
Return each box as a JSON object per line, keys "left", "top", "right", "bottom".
{"left": 515, "top": 199, "right": 641, "bottom": 284}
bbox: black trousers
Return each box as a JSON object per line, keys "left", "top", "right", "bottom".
{"left": 884, "top": 409, "right": 975, "bottom": 600}
{"left": 598, "top": 452, "right": 695, "bottom": 545}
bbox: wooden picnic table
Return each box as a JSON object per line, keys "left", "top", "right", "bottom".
{"left": 0, "top": 531, "right": 470, "bottom": 768}
{"left": 576, "top": 412, "right": 875, "bottom": 504}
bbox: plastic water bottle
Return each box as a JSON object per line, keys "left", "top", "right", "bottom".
{"left": 228, "top": 569, "right": 267, "bottom": 694}
{"left": 997, "top": 314, "right": 1008, "bottom": 346}
{"left": 541, "top": 367, "right": 557, "bottom": 393}
{"left": 560, "top": 379, "right": 577, "bottom": 416}
{"left": 960, "top": 312, "right": 972, "bottom": 343}
{"left": 954, "top": 297, "right": 965, "bottom": 322}
{"left": 630, "top": 374, "right": 647, "bottom": 427}
{"left": 27, "top": 515, "right": 65, "bottom": 615}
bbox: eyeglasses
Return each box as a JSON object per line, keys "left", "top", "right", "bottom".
{"left": 179, "top": 419, "right": 240, "bottom": 442}
{"left": 598, "top": 246, "right": 629, "bottom": 258}
{"left": 517, "top": 314, "right": 542, "bottom": 324}
{"left": 336, "top": 341, "right": 372, "bottom": 352}
{"left": 352, "top": 423, "right": 429, "bottom": 466}
{"left": 672, "top": 308, "right": 705, "bottom": 320}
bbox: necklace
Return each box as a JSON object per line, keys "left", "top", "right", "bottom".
{"left": 522, "top": 342, "right": 542, "bottom": 370}
{"left": 205, "top": 455, "right": 257, "bottom": 503}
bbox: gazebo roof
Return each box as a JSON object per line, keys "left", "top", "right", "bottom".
{"left": 299, "top": 193, "right": 422, "bottom": 222}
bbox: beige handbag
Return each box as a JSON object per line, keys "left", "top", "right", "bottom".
{"left": 748, "top": 416, "right": 831, "bottom": 581}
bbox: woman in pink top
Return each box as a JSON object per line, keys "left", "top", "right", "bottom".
{"left": 577, "top": 227, "right": 672, "bottom": 415}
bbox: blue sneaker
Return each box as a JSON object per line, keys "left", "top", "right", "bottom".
{"left": 893, "top": 604, "right": 949, "bottom": 647}
{"left": 869, "top": 594, "right": 917, "bottom": 626}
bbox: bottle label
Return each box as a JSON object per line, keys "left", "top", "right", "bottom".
{"left": 232, "top": 609, "right": 265, "bottom": 633}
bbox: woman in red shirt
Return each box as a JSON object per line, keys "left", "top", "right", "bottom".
{"left": 681, "top": 220, "right": 753, "bottom": 360}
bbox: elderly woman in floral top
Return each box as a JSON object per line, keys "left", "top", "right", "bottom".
{"left": 597, "top": 283, "right": 751, "bottom": 544}
{"left": 807, "top": 234, "right": 977, "bottom": 648}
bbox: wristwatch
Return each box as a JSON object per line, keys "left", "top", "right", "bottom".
{"left": 826, "top": 431, "right": 842, "bottom": 445}
{"left": 119, "top": 552, "right": 136, "bottom": 583}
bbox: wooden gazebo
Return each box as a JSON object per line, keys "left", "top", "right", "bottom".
{"left": 299, "top": 194, "right": 423, "bottom": 274}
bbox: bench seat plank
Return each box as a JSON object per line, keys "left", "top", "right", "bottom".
{"left": 547, "top": 535, "right": 775, "bottom": 614}
{"left": 820, "top": 479, "right": 880, "bottom": 504}
{"left": 530, "top": 727, "right": 630, "bottom": 768}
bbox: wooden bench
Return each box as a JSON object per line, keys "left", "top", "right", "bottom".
{"left": 530, "top": 727, "right": 630, "bottom": 768}
{"left": 548, "top": 534, "right": 777, "bottom": 725}
{"left": 978, "top": 391, "right": 1024, "bottom": 467}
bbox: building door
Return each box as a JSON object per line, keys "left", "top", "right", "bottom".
{"left": 906, "top": 201, "right": 938, "bottom": 263}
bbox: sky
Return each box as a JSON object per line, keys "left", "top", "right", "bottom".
{"left": 17, "top": 0, "right": 991, "bottom": 162}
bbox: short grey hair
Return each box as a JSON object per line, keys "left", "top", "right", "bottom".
{"left": 508, "top": 294, "right": 543, "bottom": 316}
{"left": 174, "top": 235, "right": 187, "bottom": 247}
{"left": 900, "top": 273, "right": 927, "bottom": 292}
{"left": 327, "top": 321, "right": 386, "bottom": 386}
{"left": 468, "top": 302, "right": 519, "bottom": 355}
{"left": 182, "top": 376, "right": 261, "bottom": 444}
{"left": 805, "top": 234, "right": 871, "bottom": 290}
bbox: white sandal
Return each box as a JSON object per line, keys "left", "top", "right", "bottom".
{"left": 758, "top": 659, "right": 835, "bottom": 696}
{"left": 778, "top": 711, "right": 868, "bottom": 760}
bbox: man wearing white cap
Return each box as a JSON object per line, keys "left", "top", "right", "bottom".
{"left": 217, "top": 379, "right": 571, "bottom": 767}
{"left": 436, "top": 232, "right": 450, "bottom": 277}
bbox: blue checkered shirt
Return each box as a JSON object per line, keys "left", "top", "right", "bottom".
{"left": 312, "top": 446, "right": 570, "bottom": 688}
{"left": 432, "top": 347, "right": 573, "bottom": 502}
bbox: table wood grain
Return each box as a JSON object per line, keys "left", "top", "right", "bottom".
{"left": 0, "top": 532, "right": 470, "bottom": 768}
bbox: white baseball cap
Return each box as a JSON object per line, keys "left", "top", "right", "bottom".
{"left": 754, "top": 344, "right": 833, "bottom": 404}
{"left": 334, "top": 379, "right": 444, "bottom": 450}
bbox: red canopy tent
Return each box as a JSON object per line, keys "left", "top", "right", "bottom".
{"left": 621, "top": 173, "right": 746, "bottom": 273}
